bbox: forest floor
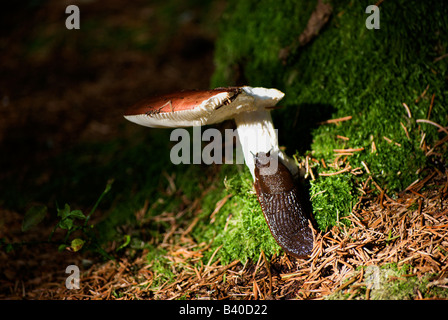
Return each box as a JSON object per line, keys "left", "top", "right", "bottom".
{"left": 3, "top": 166, "right": 447, "bottom": 300}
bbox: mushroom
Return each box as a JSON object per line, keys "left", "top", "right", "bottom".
{"left": 124, "top": 86, "right": 313, "bottom": 258}
{"left": 124, "top": 86, "right": 297, "bottom": 177}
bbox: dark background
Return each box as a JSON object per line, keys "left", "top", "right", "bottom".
{"left": 0, "top": 0, "right": 222, "bottom": 206}
{"left": 0, "top": 0, "right": 224, "bottom": 296}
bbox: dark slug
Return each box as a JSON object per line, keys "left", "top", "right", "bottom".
{"left": 253, "top": 151, "right": 313, "bottom": 259}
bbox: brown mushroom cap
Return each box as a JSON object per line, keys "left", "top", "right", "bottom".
{"left": 124, "top": 88, "right": 240, "bottom": 116}
{"left": 124, "top": 87, "right": 257, "bottom": 128}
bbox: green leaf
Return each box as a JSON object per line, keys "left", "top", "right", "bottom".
{"left": 58, "top": 217, "right": 73, "bottom": 230}
{"left": 22, "top": 205, "right": 48, "bottom": 232}
{"left": 68, "top": 210, "right": 86, "bottom": 220}
{"left": 57, "top": 204, "right": 71, "bottom": 219}
{"left": 116, "top": 235, "right": 131, "bottom": 251}
{"left": 104, "top": 179, "right": 114, "bottom": 194}
{"left": 71, "top": 238, "right": 85, "bottom": 252}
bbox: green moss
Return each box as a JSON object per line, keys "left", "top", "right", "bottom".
{"left": 211, "top": 0, "right": 448, "bottom": 230}
{"left": 309, "top": 173, "right": 357, "bottom": 230}
{"left": 204, "top": 167, "right": 280, "bottom": 264}
{"left": 327, "top": 263, "right": 448, "bottom": 300}
{"left": 145, "top": 246, "right": 176, "bottom": 287}
{"left": 212, "top": 0, "right": 317, "bottom": 87}
{"left": 186, "top": 164, "right": 280, "bottom": 264}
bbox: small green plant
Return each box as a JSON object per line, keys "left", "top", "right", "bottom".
{"left": 3, "top": 179, "right": 116, "bottom": 259}
{"left": 51, "top": 179, "right": 115, "bottom": 258}
{"left": 50, "top": 203, "right": 88, "bottom": 252}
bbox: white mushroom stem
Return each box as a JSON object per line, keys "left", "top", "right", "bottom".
{"left": 235, "top": 87, "right": 298, "bottom": 180}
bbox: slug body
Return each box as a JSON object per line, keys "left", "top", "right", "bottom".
{"left": 254, "top": 152, "right": 313, "bottom": 259}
